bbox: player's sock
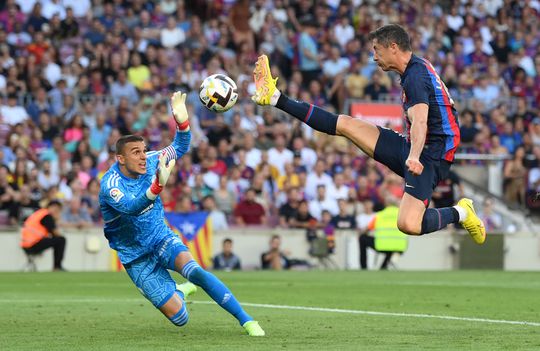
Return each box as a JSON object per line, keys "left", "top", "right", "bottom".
{"left": 275, "top": 94, "right": 338, "bottom": 135}
{"left": 169, "top": 300, "right": 189, "bottom": 327}
{"left": 420, "top": 207, "right": 460, "bottom": 234}
{"left": 181, "top": 260, "right": 253, "bottom": 325}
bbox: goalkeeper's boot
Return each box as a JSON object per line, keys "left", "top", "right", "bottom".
{"left": 252, "top": 54, "right": 278, "bottom": 105}
{"left": 457, "top": 198, "right": 486, "bottom": 244}
{"left": 243, "top": 320, "right": 265, "bottom": 336}
{"left": 176, "top": 282, "right": 197, "bottom": 300}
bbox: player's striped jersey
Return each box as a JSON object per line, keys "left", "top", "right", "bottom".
{"left": 400, "top": 55, "right": 460, "bottom": 162}
{"left": 99, "top": 131, "right": 191, "bottom": 264}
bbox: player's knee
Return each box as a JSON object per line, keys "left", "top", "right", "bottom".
{"left": 397, "top": 218, "right": 421, "bottom": 236}
{"left": 169, "top": 304, "right": 189, "bottom": 327}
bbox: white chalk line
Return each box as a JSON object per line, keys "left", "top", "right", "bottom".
{"left": 0, "top": 298, "right": 539, "bottom": 327}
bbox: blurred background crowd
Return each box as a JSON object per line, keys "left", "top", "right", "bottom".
{"left": 0, "top": 0, "right": 539, "bottom": 232}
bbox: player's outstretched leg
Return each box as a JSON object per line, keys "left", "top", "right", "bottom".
{"left": 252, "top": 54, "right": 339, "bottom": 136}
{"left": 252, "top": 54, "right": 381, "bottom": 158}
{"left": 177, "top": 257, "right": 265, "bottom": 336}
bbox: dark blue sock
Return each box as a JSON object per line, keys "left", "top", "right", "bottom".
{"left": 421, "top": 207, "right": 459, "bottom": 234}
{"left": 276, "top": 94, "right": 338, "bottom": 135}
{"left": 182, "top": 260, "right": 252, "bottom": 325}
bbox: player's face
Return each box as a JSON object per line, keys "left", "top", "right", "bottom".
{"left": 118, "top": 141, "right": 147, "bottom": 176}
{"left": 372, "top": 39, "right": 394, "bottom": 71}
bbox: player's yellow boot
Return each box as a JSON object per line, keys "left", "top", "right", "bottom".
{"left": 176, "top": 282, "right": 197, "bottom": 300}
{"left": 243, "top": 320, "right": 265, "bottom": 336}
{"left": 457, "top": 198, "right": 486, "bottom": 244}
{"left": 252, "top": 54, "right": 278, "bottom": 105}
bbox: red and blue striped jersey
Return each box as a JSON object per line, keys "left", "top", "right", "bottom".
{"left": 400, "top": 55, "right": 460, "bottom": 162}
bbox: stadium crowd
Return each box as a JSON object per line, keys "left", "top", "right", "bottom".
{"left": 0, "top": 0, "right": 539, "bottom": 232}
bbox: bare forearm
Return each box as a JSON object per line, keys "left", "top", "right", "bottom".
{"left": 409, "top": 118, "right": 427, "bottom": 159}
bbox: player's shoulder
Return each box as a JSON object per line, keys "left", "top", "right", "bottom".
{"left": 406, "top": 56, "right": 430, "bottom": 75}
{"left": 101, "top": 168, "right": 124, "bottom": 191}
{"left": 100, "top": 169, "right": 127, "bottom": 203}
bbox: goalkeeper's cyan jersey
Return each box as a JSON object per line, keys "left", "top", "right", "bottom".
{"left": 99, "top": 131, "right": 191, "bottom": 264}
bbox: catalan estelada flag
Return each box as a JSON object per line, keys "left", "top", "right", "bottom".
{"left": 164, "top": 211, "right": 213, "bottom": 269}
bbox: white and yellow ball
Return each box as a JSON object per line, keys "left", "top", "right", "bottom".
{"left": 199, "top": 74, "right": 238, "bottom": 112}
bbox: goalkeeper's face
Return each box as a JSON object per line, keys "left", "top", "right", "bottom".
{"left": 118, "top": 141, "right": 147, "bottom": 177}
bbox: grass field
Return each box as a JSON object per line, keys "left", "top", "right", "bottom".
{"left": 1, "top": 271, "right": 539, "bottom": 351}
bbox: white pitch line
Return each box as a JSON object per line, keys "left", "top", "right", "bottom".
{"left": 193, "top": 301, "right": 540, "bottom": 327}
{"left": 1, "top": 298, "right": 538, "bottom": 327}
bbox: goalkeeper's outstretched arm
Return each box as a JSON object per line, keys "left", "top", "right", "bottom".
{"left": 149, "top": 92, "right": 192, "bottom": 163}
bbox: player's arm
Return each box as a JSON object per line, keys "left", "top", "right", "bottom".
{"left": 154, "top": 92, "right": 192, "bottom": 163}
{"left": 406, "top": 103, "right": 429, "bottom": 176}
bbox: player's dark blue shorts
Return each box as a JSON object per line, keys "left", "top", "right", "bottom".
{"left": 373, "top": 126, "right": 451, "bottom": 206}
{"left": 124, "top": 235, "right": 189, "bottom": 308}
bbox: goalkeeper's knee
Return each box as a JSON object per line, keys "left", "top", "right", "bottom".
{"left": 168, "top": 300, "right": 189, "bottom": 327}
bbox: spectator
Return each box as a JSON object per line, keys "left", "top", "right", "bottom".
{"left": 0, "top": 165, "right": 19, "bottom": 225}
{"left": 290, "top": 199, "right": 317, "bottom": 229}
{"left": 202, "top": 195, "right": 228, "bottom": 231}
{"left": 160, "top": 16, "right": 185, "bottom": 48}
{"left": 297, "top": 19, "right": 321, "bottom": 87}
{"left": 503, "top": 146, "right": 527, "bottom": 207}
{"left": 331, "top": 199, "right": 356, "bottom": 230}
{"left": 213, "top": 238, "right": 241, "bottom": 271}
{"left": 278, "top": 186, "right": 300, "bottom": 228}
{"left": 308, "top": 185, "right": 339, "bottom": 221}
{"left": 1, "top": 94, "right": 29, "bottom": 126}
{"left": 479, "top": 197, "right": 503, "bottom": 232}
{"left": 261, "top": 235, "right": 290, "bottom": 270}
{"left": 364, "top": 71, "right": 389, "bottom": 101}
{"left": 233, "top": 188, "right": 266, "bottom": 226}
{"left": 305, "top": 160, "right": 333, "bottom": 200}
{"left": 20, "top": 200, "right": 66, "bottom": 271}
{"left": 110, "top": 70, "right": 139, "bottom": 106}
{"left": 214, "top": 175, "right": 236, "bottom": 216}
{"left": 61, "top": 196, "right": 92, "bottom": 229}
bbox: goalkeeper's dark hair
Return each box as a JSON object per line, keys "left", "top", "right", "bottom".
{"left": 368, "top": 24, "right": 412, "bottom": 52}
{"left": 115, "top": 135, "right": 145, "bottom": 155}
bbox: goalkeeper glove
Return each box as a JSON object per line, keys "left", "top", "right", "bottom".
{"left": 171, "top": 91, "right": 190, "bottom": 131}
{"left": 146, "top": 151, "right": 176, "bottom": 200}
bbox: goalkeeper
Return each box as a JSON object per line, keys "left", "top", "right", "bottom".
{"left": 99, "top": 92, "right": 264, "bottom": 336}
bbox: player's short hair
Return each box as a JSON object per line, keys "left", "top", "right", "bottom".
{"left": 223, "top": 238, "right": 233, "bottom": 245}
{"left": 368, "top": 24, "right": 412, "bottom": 52}
{"left": 115, "top": 135, "right": 145, "bottom": 155}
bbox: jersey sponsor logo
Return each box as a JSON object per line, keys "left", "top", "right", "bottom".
{"left": 139, "top": 203, "right": 154, "bottom": 215}
{"left": 109, "top": 188, "right": 124, "bottom": 202}
{"left": 405, "top": 183, "right": 415, "bottom": 189}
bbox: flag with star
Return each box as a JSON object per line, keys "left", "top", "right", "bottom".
{"left": 164, "top": 211, "right": 213, "bottom": 269}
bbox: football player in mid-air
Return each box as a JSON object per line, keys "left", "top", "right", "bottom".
{"left": 252, "top": 24, "right": 486, "bottom": 244}
{"left": 99, "top": 92, "right": 264, "bottom": 336}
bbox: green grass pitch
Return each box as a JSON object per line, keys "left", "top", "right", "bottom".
{"left": 1, "top": 271, "right": 539, "bottom": 350}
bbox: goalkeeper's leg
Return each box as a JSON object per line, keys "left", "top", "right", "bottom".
{"left": 173, "top": 251, "right": 265, "bottom": 336}
{"left": 252, "top": 54, "right": 380, "bottom": 158}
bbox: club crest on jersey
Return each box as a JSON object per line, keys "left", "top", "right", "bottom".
{"left": 109, "top": 188, "right": 124, "bottom": 202}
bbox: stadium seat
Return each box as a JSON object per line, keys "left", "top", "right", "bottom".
{"left": 22, "top": 252, "right": 41, "bottom": 272}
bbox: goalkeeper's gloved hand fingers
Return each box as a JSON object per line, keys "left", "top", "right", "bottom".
{"left": 171, "top": 91, "right": 190, "bottom": 130}
{"left": 147, "top": 153, "right": 176, "bottom": 199}
{"left": 157, "top": 151, "right": 175, "bottom": 186}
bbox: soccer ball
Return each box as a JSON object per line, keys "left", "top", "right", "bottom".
{"left": 199, "top": 74, "right": 238, "bottom": 112}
